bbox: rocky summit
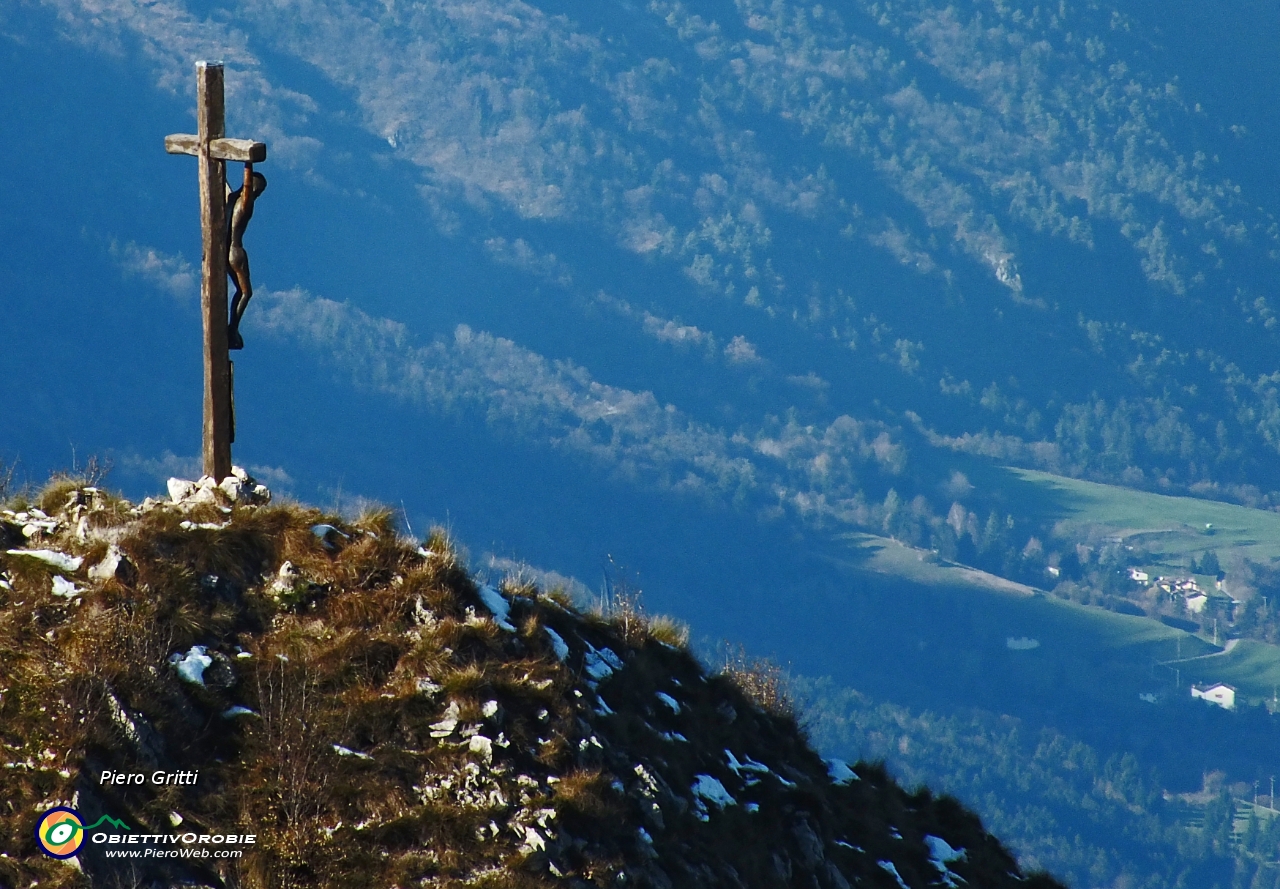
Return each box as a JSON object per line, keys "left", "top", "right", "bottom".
{"left": 0, "top": 473, "right": 1063, "bottom": 889}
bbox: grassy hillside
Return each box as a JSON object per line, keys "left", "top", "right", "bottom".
{"left": 0, "top": 472, "right": 1063, "bottom": 889}
{"left": 1009, "top": 469, "right": 1280, "bottom": 566}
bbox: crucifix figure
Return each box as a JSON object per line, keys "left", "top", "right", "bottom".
{"left": 164, "top": 61, "right": 267, "bottom": 482}
{"left": 227, "top": 163, "right": 267, "bottom": 351}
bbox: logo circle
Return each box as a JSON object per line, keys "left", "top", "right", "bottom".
{"left": 36, "top": 807, "right": 84, "bottom": 859}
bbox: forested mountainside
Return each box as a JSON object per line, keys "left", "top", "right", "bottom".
{"left": 10, "top": 0, "right": 1280, "bottom": 614}
{"left": 801, "top": 676, "right": 1280, "bottom": 889}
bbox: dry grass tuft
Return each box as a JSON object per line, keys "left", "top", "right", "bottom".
{"left": 720, "top": 644, "right": 795, "bottom": 718}
{"left": 646, "top": 614, "right": 690, "bottom": 648}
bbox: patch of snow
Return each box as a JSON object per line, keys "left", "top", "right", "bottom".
{"left": 311, "top": 524, "right": 350, "bottom": 550}
{"left": 332, "top": 744, "right": 373, "bottom": 760}
{"left": 476, "top": 584, "right": 515, "bottom": 631}
{"left": 692, "top": 774, "right": 736, "bottom": 809}
{"left": 222, "top": 706, "right": 256, "bottom": 718}
{"left": 638, "top": 827, "right": 653, "bottom": 844}
{"left": 826, "top": 758, "right": 858, "bottom": 784}
{"left": 659, "top": 731, "right": 688, "bottom": 742}
{"left": 595, "top": 696, "right": 614, "bottom": 716}
{"left": 179, "top": 520, "right": 226, "bottom": 531}
{"left": 744, "top": 802, "right": 760, "bottom": 812}
{"left": 655, "top": 692, "right": 680, "bottom": 713}
{"left": 481, "top": 700, "right": 499, "bottom": 718}
{"left": 6, "top": 549, "right": 82, "bottom": 572}
{"left": 878, "top": 860, "right": 911, "bottom": 889}
{"left": 51, "top": 576, "right": 81, "bottom": 598}
{"left": 544, "top": 626, "right": 570, "bottom": 660}
{"left": 169, "top": 812, "right": 183, "bottom": 826}
{"left": 169, "top": 646, "right": 213, "bottom": 685}
{"left": 926, "top": 835, "right": 967, "bottom": 868}
{"left": 725, "top": 750, "right": 772, "bottom": 779}
{"left": 926, "top": 833, "right": 962, "bottom": 885}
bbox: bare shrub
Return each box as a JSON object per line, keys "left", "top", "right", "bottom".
{"left": 720, "top": 644, "right": 794, "bottom": 718}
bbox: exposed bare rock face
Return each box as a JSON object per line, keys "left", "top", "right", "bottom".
{"left": 0, "top": 475, "right": 1064, "bottom": 889}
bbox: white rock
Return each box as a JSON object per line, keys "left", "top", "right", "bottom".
{"left": 468, "top": 735, "right": 494, "bottom": 763}
{"left": 583, "top": 643, "right": 623, "bottom": 685}
{"left": 430, "top": 701, "right": 461, "bottom": 737}
{"left": 167, "top": 478, "right": 196, "bottom": 503}
{"left": 51, "top": 576, "right": 81, "bottom": 599}
{"left": 270, "top": 561, "right": 301, "bottom": 596}
{"left": 88, "top": 545, "right": 129, "bottom": 583}
{"left": 189, "top": 486, "right": 218, "bottom": 506}
{"left": 519, "top": 825, "right": 546, "bottom": 853}
{"left": 218, "top": 476, "right": 242, "bottom": 502}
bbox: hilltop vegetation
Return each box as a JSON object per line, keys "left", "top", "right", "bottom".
{"left": 0, "top": 472, "right": 1062, "bottom": 889}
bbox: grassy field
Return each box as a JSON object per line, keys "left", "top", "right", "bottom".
{"left": 1006, "top": 468, "right": 1280, "bottom": 569}
{"left": 1178, "top": 639, "right": 1280, "bottom": 702}
{"left": 832, "top": 530, "right": 1280, "bottom": 705}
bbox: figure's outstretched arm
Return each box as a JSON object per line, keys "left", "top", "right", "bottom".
{"left": 240, "top": 162, "right": 256, "bottom": 223}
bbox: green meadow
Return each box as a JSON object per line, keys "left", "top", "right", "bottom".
{"left": 1007, "top": 468, "right": 1280, "bottom": 567}
{"left": 831, "top": 527, "right": 1280, "bottom": 706}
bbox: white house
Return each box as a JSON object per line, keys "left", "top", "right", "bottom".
{"left": 1191, "top": 682, "right": 1236, "bottom": 710}
{"left": 1128, "top": 568, "right": 1150, "bottom": 584}
{"left": 1185, "top": 592, "right": 1209, "bottom": 614}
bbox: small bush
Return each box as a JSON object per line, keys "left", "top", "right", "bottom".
{"left": 646, "top": 614, "right": 689, "bottom": 648}
{"left": 720, "top": 644, "right": 794, "bottom": 718}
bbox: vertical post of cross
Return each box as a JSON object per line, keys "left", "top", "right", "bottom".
{"left": 196, "top": 61, "right": 232, "bottom": 482}
{"left": 167, "top": 62, "right": 265, "bottom": 482}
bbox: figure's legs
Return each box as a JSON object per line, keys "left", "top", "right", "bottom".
{"left": 227, "top": 254, "right": 251, "bottom": 350}
{"left": 228, "top": 282, "right": 245, "bottom": 350}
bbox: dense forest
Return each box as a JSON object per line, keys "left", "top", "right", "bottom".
{"left": 797, "top": 677, "right": 1280, "bottom": 889}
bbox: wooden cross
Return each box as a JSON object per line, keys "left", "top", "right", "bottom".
{"left": 164, "top": 61, "right": 266, "bottom": 482}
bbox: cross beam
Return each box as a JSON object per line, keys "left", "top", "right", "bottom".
{"left": 165, "top": 61, "right": 266, "bottom": 482}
